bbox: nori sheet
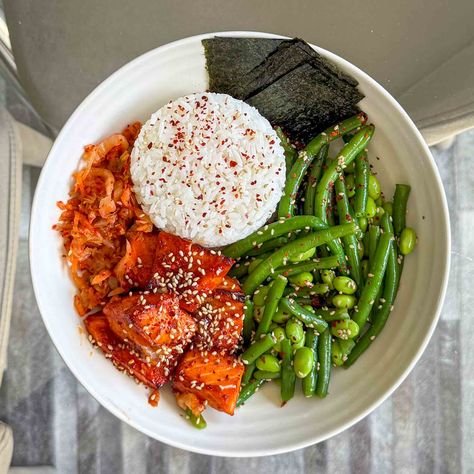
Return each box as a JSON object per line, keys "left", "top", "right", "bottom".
{"left": 202, "top": 38, "right": 283, "bottom": 93}
{"left": 203, "top": 37, "right": 364, "bottom": 144}
{"left": 246, "top": 63, "right": 359, "bottom": 144}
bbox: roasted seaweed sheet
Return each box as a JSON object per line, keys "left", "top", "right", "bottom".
{"left": 203, "top": 37, "right": 364, "bottom": 144}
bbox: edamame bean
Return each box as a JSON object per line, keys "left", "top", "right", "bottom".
{"left": 303, "top": 305, "right": 315, "bottom": 313}
{"left": 368, "top": 175, "right": 381, "bottom": 200}
{"left": 331, "top": 319, "right": 360, "bottom": 340}
{"left": 293, "top": 347, "right": 314, "bottom": 378}
{"left": 365, "top": 196, "right": 377, "bottom": 218}
{"left": 345, "top": 174, "right": 356, "bottom": 196}
{"left": 333, "top": 276, "right": 358, "bottom": 295}
{"left": 272, "top": 326, "right": 286, "bottom": 351}
{"left": 332, "top": 340, "right": 344, "bottom": 366}
{"left": 321, "top": 269, "right": 336, "bottom": 289}
{"left": 292, "top": 338, "right": 306, "bottom": 350}
{"left": 400, "top": 227, "right": 417, "bottom": 255}
{"left": 288, "top": 271, "right": 313, "bottom": 287}
{"left": 332, "top": 294, "right": 357, "bottom": 309}
{"left": 273, "top": 306, "right": 291, "bottom": 324}
{"left": 289, "top": 247, "right": 316, "bottom": 263}
{"left": 285, "top": 318, "right": 304, "bottom": 344}
{"left": 253, "top": 285, "right": 269, "bottom": 306}
{"left": 358, "top": 217, "right": 368, "bottom": 233}
{"left": 185, "top": 409, "right": 207, "bottom": 430}
{"left": 256, "top": 354, "right": 281, "bottom": 372}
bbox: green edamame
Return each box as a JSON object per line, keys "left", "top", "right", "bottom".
{"left": 368, "top": 174, "right": 381, "bottom": 200}
{"left": 288, "top": 271, "right": 313, "bottom": 287}
{"left": 253, "top": 285, "right": 269, "bottom": 306}
{"left": 330, "top": 319, "right": 360, "bottom": 340}
{"left": 400, "top": 227, "right": 416, "bottom": 255}
{"left": 333, "top": 276, "right": 357, "bottom": 294}
{"left": 294, "top": 347, "right": 315, "bottom": 378}
{"left": 256, "top": 354, "right": 281, "bottom": 372}
{"left": 332, "top": 294, "right": 357, "bottom": 309}
{"left": 285, "top": 318, "right": 305, "bottom": 344}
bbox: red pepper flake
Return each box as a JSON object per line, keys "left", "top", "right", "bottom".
{"left": 229, "top": 161, "right": 237, "bottom": 168}
{"left": 147, "top": 142, "right": 153, "bottom": 149}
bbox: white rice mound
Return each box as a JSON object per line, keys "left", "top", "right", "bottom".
{"left": 130, "top": 93, "right": 286, "bottom": 247}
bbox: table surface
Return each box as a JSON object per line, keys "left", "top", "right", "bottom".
{"left": 0, "top": 80, "right": 473, "bottom": 473}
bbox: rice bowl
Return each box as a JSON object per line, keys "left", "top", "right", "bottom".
{"left": 131, "top": 92, "right": 286, "bottom": 247}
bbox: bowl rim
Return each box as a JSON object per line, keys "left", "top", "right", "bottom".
{"left": 29, "top": 30, "right": 451, "bottom": 457}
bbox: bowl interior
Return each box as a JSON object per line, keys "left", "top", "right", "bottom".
{"left": 30, "top": 32, "right": 449, "bottom": 456}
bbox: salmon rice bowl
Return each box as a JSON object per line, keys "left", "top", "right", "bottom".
{"left": 53, "top": 36, "right": 417, "bottom": 430}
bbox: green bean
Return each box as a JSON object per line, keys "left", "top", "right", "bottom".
{"left": 248, "top": 258, "right": 265, "bottom": 275}
{"left": 332, "top": 339, "right": 344, "bottom": 366}
{"left": 288, "top": 271, "right": 313, "bottom": 287}
{"left": 393, "top": 184, "right": 411, "bottom": 235}
{"left": 304, "top": 145, "right": 329, "bottom": 215}
{"left": 353, "top": 232, "right": 393, "bottom": 329}
{"left": 243, "top": 223, "right": 356, "bottom": 294}
{"left": 345, "top": 174, "right": 356, "bottom": 197}
{"left": 345, "top": 218, "right": 400, "bottom": 366}
{"left": 368, "top": 174, "right": 381, "bottom": 200}
{"left": 236, "top": 379, "right": 266, "bottom": 407}
{"left": 383, "top": 201, "right": 393, "bottom": 216}
{"left": 368, "top": 225, "right": 381, "bottom": 263}
{"left": 281, "top": 338, "right": 296, "bottom": 402}
{"left": 246, "top": 237, "right": 289, "bottom": 257}
{"left": 400, "top": 227, "right": 417, "bottom": 255}
{"left": 294, "top": 347, "right": 315, "bottom": 378}
{"left": 332, "top": 294, "right": 357, "bottom": 309}
{"left": 319, "top": 308, "right": 350, "bottom": 322}
{"left": 185, "top": 409, "right": 207, "bottom": 429}
{"left": 330, "top": 319, "right": 360, "bottom": 340}
{"left": 289, "top": 247, "right": 316, "bottom": 263}
{"left": 241, "top": 333, "right": 276, "bottom": 365}
{"left": 276, "top": 127, "right": 298, "bottom": 174}
{"left": 228, "top": 261, "right": 250, "bottom": 279}
{"left": 354, "top": 151, "right": 370, "bottom": 217}
{"left": 224, "top": 216, "right": 326, "bottom": 259}
{"left": 302, "top": 331, "right": 319, "bottom": 396}
{"left": 253, "top": 285, "right": 269, "bottom": 306}
{"left": 365, "top": 196, "right": 377, "bottom": 218}
{"left": 253, "top": 305, "right": 264, "bottom": 323}
{"left": 333, "top": 339, "right": 355, "bottom": 365}
{"left": 285, "top": 284, "right": 330, "bottom": 298}
{"left": 241, "top": 362, "right": 256, "bottom": 385}
{"left": 255, "top": 276, "right": 288, "bottom": 339}
{"left": 334, "top": 176, "right": 362, "bottom": 286}
{"left": 321, "top": 269, "right": 336, "bottom": 289}
{"left": 254, "top": 370, "right": 281, "bottom": 380}
{"left": 243, "top": 300, "right": 254, "bottom": 345}
{"left": 361, "top": 259, "right": 369, "bottom": 283}
{"left": 333, "top": 276, "right": 357, "bottom": 294}
{"left": 315, "top": 328, "right": 332, "bottom": 398}
{"left": 285, "top": 317, "right": 305, "bottom": 343}
{"left": 256, "top": 354, "right": 280, "bottom": 373}
{"left": 313, "top": 125, "right": 375, "bottom": 223}
{"left": 278, "top": 113, "right": 368, "bottom": 219}
{"left": 271, "top": 256, "right": 339, "bottom": 279}
{"left": 280, "top": 298, "right": 328, "bottom": 333}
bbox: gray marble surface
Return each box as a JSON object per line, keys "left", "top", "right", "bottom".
{"left": 0, "top": 130, "right": 472, "bottom": 473}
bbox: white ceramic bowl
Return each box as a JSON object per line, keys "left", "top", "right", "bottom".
{"left": 30, "top": 32, "right": 450, "bottom": 457}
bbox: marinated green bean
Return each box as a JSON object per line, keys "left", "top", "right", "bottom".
{"left": 280, "top": 297, "right": 328, "bottom": 333}
{"left": 254, "top": 370, "right": 281, "bottom": 380}
{"left": 243, "top": 300, "right": 254, "bottom": 345}
{"left": 243, "top": 223, "right": 356, "bottom": 294}
{"left": 368, "top": 225, "right": 381, "bottom": 263}
{"left": 334, "top": 175, "right": 362, "bottom": 286}
{"left": 185, "top": 409, "right": 207, "bottom": 429}
{"left": 241, "top": 334, "right": 276, "bottom": 365}
{"left": 271, "top": 256, "right": 339, "bottom": 278}
{"left": 304, "top": 144, "right": 329, "bottom": 215}
{"left": 354, "top": 151, "right": 369, "bottom": 217}
{"left": 393, "top": 184, "right": 411, "bottom": 235}
{"left": 314, "top": 125, "right": 374, "bottom": 223}
{"left": 241, "top": 362, "right": 256, "bottom": 385}
{"left": 236, "top": 379, "right": 266, "bottom": 407}
{"left": 278, "top": 113, "right": 368, "bottom": 218}
{"left": 353, "top": 231, "right": 393, "bottom": 329}
{"left": 281, "top": 338, "right": 296, "bottom": 402}
{"left": 315, "top": 328, "right": 332, "bottom": 398}
{"left": 285, "top": 283, "right": 330, "bottom": 298}
{"left": 255, "top": 276, "right": 288, "bottom": 339}
{"left": 302, "top": 330, "right": 319, "bottom": 396}
{"left": 246, "top": 237, "right": 289, "bottom": 257}
{"left": 276, "top": 126, "right": 298, "bottom": 174}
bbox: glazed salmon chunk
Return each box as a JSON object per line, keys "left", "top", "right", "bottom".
{"left": 150, "top": 232, "right": 234, "bottom": 312}
{"left": 173, "top": 347, "right": 244, "bottom": 415}
{"left": 103, "top": 292, "right": 196, "bottom": 373}
{"left": 193, "top": 290, "right": 245, "bottom": 354}
{"left": 84, "top": 314, "right": 170, "bottom": 388}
